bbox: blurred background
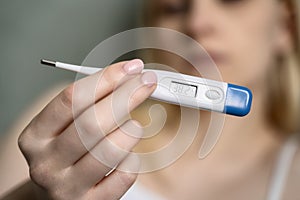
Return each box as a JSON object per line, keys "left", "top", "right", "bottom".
{"left": 0, "top": 0, "right": 141, "bottom": 135}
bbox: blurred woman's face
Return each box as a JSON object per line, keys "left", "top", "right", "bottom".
{"left": 150, "top": 0, "right": 293, "bottom": 87}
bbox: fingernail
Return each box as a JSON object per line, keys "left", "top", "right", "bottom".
{"left": 141, "top": 72, "right": 157, "bottom": 87}
{"left": 123, "top": 59, "right": 144, "bottom": 75}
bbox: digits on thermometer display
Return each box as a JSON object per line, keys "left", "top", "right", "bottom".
{"left": 170, "top": 81, "right": 198, "bottom": 98}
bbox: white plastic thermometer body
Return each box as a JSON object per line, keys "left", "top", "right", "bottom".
{"left": 49, "top": 61, "right": 252, "bottom": 117}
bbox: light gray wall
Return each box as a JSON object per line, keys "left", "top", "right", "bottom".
{"left": 0, "top": 0, "right": 140, "bottom": 134}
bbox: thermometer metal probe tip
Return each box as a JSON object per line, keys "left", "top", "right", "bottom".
{"left": 41, "top": 59, "right": 56, "bottom": 67}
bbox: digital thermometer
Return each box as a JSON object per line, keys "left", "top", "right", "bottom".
{"left": 41, "top": 59, "right": 252, "bottom": 117}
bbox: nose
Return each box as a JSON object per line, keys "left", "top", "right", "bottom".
{"left": 185, "top": 0, "right": 216, "bottom": 40}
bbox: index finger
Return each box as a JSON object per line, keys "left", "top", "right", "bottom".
{"left": 30, "top": 59, "right": 144, "bottom": 139}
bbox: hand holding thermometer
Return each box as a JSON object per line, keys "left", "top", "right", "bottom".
{"left": 41, "top": 59, "right": 252, "bottom": 117}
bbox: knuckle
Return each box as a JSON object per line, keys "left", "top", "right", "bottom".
{"left": 128, "top": 82, "right": 148, "bottom": 107}
{"left": 78, "top": 109, "right": 104, "bottom": 140}
{"left": 117, "top": 172, "right": 136, "bottom": 188}
{"left": 129, "top": 93, "right": 140, "bottom": 106}
{"left": 100, "top": 68, "right": 114, "bottom": 87}
{"left": 18, "top": 123, "right": 35, "bottom": 153}
{"left": 102, "top": 146, "right": 121, "bottom": 166}
{"left": 29, "top": 163, "right": 53, "bottom": 188}
{"left": 18, "top": 118, "right": 44, "bottom": 159}
{"left": 96, "top": 141, "right": 124, "bottom": 168}
{"left": 18, "top": 131, "right": 30, "bottom": 152}
{"left": 60, "top": 84, "right": 74, "bottom": 109}
{"left": 101, "top": 65, "right": 124, "bottom": 87}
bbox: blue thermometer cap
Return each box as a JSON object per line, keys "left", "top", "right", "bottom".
{"left": 224, "top": 84, "right": 252, "bottom": 117}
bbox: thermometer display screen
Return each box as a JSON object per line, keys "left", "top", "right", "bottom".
{"left": 170, "top": 81, "right": 198, "bottom": 98}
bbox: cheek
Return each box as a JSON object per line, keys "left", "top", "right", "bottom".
{"left": 220, "top": 8, "right": 279, "bottom": 87}
{"left": 224, "top": 36, "right": 275, "bottom": 86}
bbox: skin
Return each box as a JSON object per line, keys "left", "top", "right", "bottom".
{"left": 134, "top": 0, "right": 295, "bottom": 199}
{"left": 2, "top": 0, "right": 297, "bottom": 199}
{"left": 17, "top": 60, "right": 158, "bottom": 199}
{"left": 149, "top": 0, "right": 292, "bottom": 86}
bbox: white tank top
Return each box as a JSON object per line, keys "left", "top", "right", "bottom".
{"left": 122, "top": 133, "right": 300, "bottom": 200}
